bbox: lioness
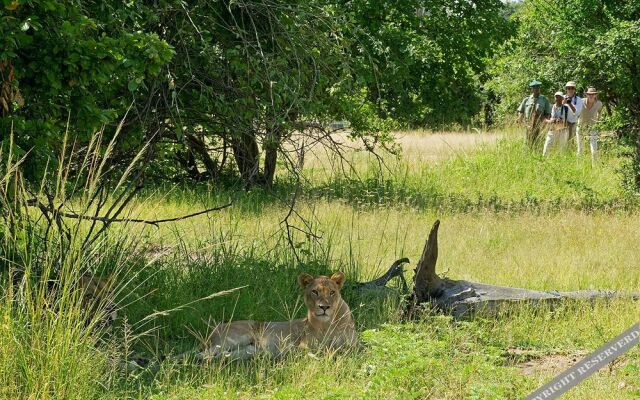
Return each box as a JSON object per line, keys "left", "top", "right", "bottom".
{"left": 199, "top": 271, "right": 357, "bottom": 360}
{"left": 77, "top": 273, "right": 118, "bottom": 329}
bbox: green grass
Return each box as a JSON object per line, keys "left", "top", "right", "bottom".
{"left": 2, "top": 131, "right": 640, "bottom": 399}
{"left": 133, "top": 133, "right": 636, "bottom": 216}
{"left": 307, "top": 136, "right": 634, "bottom": 211}
{"left": 113, "top": 308, "right": 640, "bottom": 399}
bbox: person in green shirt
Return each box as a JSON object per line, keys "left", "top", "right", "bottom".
{"left": 517, "top": 80, "right": 552, "bottom": 147}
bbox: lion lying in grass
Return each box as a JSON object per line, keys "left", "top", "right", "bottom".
{"left": 198, "top": 272, "right": 357, "bottom": 361}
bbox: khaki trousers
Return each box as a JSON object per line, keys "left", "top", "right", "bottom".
{"left": 576, "top": 126, "right": 598, "bottom": 160}
{"left": 543, "top": 127, "right": 568, "bottom": 156}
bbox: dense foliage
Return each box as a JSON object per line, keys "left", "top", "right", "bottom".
{"left": 1, "top": 0, "right": 517, "bottom": 186}
{"left": 339, "top": 0, "right": 513, "bottom": 127}
{"left": 489, "top": 0, "right": 640, "bottom": 120}
{"left": 0, "top": 0, "right": 173, "bottom": 179}
{"left": 2, "top": 0, "right": 640, "bottom": 187}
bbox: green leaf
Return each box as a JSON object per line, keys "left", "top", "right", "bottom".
{"left": 127, "top": 79, "right": 138, "bottom": 92}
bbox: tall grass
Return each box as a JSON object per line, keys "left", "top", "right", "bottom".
{"left": 0, "top": 130, "right": 159, "bottom": 399}
{"left": 130, "top": 134, "right": 637, "bottom": 217}
{"left": 1, "top": 129, "right": 638, "bottom": 399}
{"left": 0, "top": 152, "right": 96, "bottom": 398}
{"left": 101, "top": 133, "right": 638, "bottom": 399}
{"left": 0, "top": 130, "right": 403, "bottom": 399}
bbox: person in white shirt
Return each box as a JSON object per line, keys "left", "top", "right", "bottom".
{"left": 563, "top": 81, "right": 583, "bottom": 146}
{"left": 543, "top": 91, "right": 570, "bottom": 156}
{"left": 577, "top": 87, "right": 603, "bottom": 160}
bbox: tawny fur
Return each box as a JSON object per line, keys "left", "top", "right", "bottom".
{"left": 77, "top": 273, "right": 117, "bottom": 327}
{"left": 199, "top": 272, "right": 357, "bottom": 360}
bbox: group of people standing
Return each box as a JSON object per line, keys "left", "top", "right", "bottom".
{"left": 517, "top": 80, "right": 603, "bottom": 160}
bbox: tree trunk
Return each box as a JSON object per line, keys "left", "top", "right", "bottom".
{"left": 263, "top": 126, "right": 280, "bottom": 187}
{"left": 412, "top": 220, "right": 444, "bottom": 300}
{"left": 176, "top": 148, "right": 202, "bottom": 181}
{"left": 231, "top": 131, "right": 261, "bottom": 187}
{"left": 356, "top": 258, "right": 410, "bottom": 292}
{"left": 185, "top": 133, "right": 219, "bottom": 181}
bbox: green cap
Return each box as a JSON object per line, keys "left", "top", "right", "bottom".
{"left": 529, "top": 79, "right": 542, "bottom": 87}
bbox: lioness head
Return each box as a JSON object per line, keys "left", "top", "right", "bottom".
{"left": 298, "top": 272, "right": 346, "bottom": 321}
{"left": 78, "top": 273, "right": 118, "bottom": 328}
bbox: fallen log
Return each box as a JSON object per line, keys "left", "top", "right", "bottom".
{"left": 356, "top": 257, "right": 410, "bottom": 293}
{"left": 405, "top": 220, "right": 639, "bottom": 319}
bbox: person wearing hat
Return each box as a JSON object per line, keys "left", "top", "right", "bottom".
{"left": 517, "top": 80, "right": 552, "bottom": 147}
{"left": 563, "top": 81, "right": 583, "bottom": 144}
{"left": 576, "top": 87, "right": 603, "bottom": 160}
{"left": 542, "top": 91, "right": 570, "bottom": 156}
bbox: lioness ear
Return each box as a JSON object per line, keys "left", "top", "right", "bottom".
{"left": 330, "top": 272, "right": 345, "bottom": 289}
{"left": 298, "top": 273, "right": 314, "bottom": 288}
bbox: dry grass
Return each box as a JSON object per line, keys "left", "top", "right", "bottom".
{"left": 392, "top": 130, "right": 505, "bottom": 162}
{"left": 120, "top": 201, "right": 640, "bottom": 293}
{"left": 119, "top": 130, "right": 638, "bottom": 293}
{"left": 300, "top": 130, "right": 506, "bottom": 171}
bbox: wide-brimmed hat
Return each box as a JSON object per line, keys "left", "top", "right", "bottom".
{"left": 529, "top": 79, "right": 542, "bottom": 87}
{"left": 585, "top": 87, "right": 598, "bottom": 94}
{"left": 565, "top": 81, "right": 577, "bottom": 88}
{"left": 554, "top": 91, "right": 564, "bottom": 97}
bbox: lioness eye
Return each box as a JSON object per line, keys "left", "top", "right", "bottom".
{"left": 330, "top": 290, "right": 335, "bottom": 296}
{"left": 311, "top": 290, "right": 318, "bottom": 296}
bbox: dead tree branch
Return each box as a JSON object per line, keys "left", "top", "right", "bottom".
{"left": 405, "top": 220, "right": 640, "bottom": 319}
{"left": 26, "top": 199, "right": 232, "bottom": 228}
{"left": 356, "top": 258, "right": 410, "bottom": 292}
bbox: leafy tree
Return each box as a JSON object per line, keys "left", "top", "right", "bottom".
{"left": 334, "top": 0, "right": 513, "bottom": 128}
{"left": 1, "top": 0, "right": 525, "bottom": 187}
{"left": 0, "top": 0, "right": 173, "bottom": 180}
{"left": 2, "top": 0, "right": 397, "bottom": 187}
{"left": 140, "top": 0, "right": 395, "bottom": 186}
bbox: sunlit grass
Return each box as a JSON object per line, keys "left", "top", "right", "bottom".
{"left": 120, "top": 201, "right": 640, "bottom": 292}
{"left": 305, "top": 135, "right": 630, "bottom": 210}
{"left": 104, "top": 132, "right": 639, "bottom": 398}
{"left": 3, "top": 129, "right": 639, "bottom": 399}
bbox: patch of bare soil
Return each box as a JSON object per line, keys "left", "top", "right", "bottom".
{"left": 505, "top": 348, "right": 589, "bottom": 377}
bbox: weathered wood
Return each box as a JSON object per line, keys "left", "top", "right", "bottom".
{"left": 413, "top": 220, "right": 444, "bottom": 299}
{"left": 433, "top": 279, "right": 639, "bottom": 319}
{"left": 356, "top": 258, "right": 410, "bottom": 292}
{"left": 406, "top": 219, "right": 640, "bottom": 319}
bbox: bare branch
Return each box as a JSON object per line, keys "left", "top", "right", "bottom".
{"left": 26, "top": 199, "right": 232, "bottom": 228}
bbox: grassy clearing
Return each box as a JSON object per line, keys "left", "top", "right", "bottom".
{"left": 2, "top": 131, "right": 640, "bottom": 399}
{"left": 113, "top": 132, "right": 639, "bottom": 399}
{"left": 124, "top": 203, "right": 640, "bottom": 292}
{"left": 114, "top": 224, "right": 638, "bottom": 399}
{"left": 307, "top": 135, "right": 632, "bottom": 211}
